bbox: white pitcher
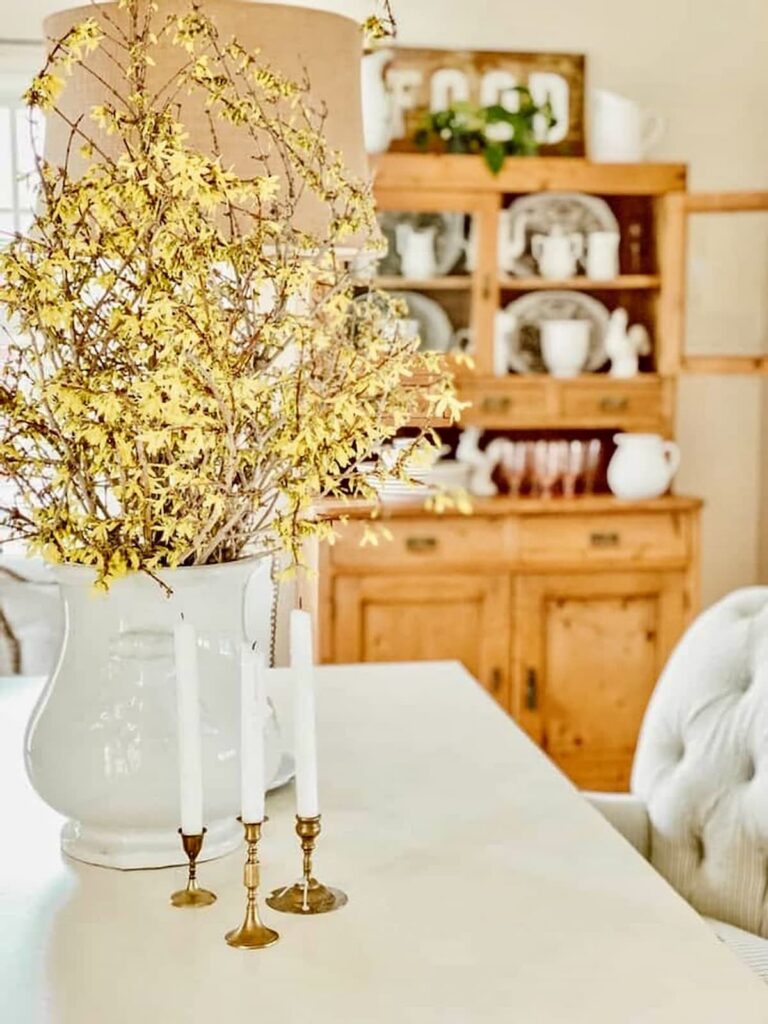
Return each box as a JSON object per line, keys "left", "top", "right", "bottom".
{"left": 361, "top": 49, "right": 394, "bottom": 155}
{"left": 589, "top": 89, "right": 665, "bottom": 162}
{"left": 395, "top": 223, "right": 439, "bottom": 279}
{"left": 607, "top": 433, "right": 680, "bottom": 500}
{"left": 531, "top": 225, "right": 583, "bottom": 279}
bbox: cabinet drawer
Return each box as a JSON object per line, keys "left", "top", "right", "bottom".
{"left": 329, "top": 518, "right": 510, "bottom": 570}
{"left": 520, "top": 513, "right": 688, "bottom": 566}
{"left": 560, "top": 379, "right": 665, "bottom": 423}
{"left": 460, "top": 381, "right": 548, "bottom": 425}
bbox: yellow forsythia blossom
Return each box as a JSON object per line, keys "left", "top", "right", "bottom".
{"left": 0, "top": 0, "right": 460, "bottom": 587}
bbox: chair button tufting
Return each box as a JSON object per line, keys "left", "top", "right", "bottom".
{"left": 694, "top": 835, "right": 705, "bottom": 862}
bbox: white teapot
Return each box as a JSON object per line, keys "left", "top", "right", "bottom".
{"left": 395, "top": 223, "right": 439, "bottom": 279}
{"left": 607, "top": 433, "right": 680, "bottom": 500}
{"left": 531, "top": 225, "right": 584, "bottom": 279}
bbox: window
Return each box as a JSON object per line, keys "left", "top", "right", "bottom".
{"left": 0, "top": 42, "right": 45, "bottom": 241}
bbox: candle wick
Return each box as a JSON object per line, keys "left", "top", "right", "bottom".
{"left": 181, "top": 612, "right": 185, "bottom": 622}
{"left": 251, "top": 641, "right": 258, "bottom": 652}
{"left": 298, "top": 595, "right": 303, "bottom": 611}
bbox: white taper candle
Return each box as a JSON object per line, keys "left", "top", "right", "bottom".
{"left": 291, "top": 609, "right": 319, "bottom": 818}
{"left": 173, "top": 618, "right": 204, "bottom": 835}
{"left": 240, "top": 643, "right": 267, "bottom": 823}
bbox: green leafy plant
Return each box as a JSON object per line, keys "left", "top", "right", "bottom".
{"left": 414, "top": 91, "right": 556, "bottom": 174}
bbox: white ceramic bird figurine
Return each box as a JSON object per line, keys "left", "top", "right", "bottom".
{"left": 605, "top": 307, "right": 651, "bottom": 378}
{"left": 456, "top": 427, "right": 498, "bottom": 497}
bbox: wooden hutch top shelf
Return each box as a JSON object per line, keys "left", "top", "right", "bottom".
{"left": 373, "top": 154, "right": 688, "bottom": 195}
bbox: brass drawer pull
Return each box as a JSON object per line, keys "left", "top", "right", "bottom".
{"left": 589, "top": 531, "right": 621, "bottom": 547}
{"left": 599, "top": 396, "right": 629, "bottom": 412}
{"left": 405, "top": 536, "right": 438, "bottom": 553}
{"left": 480, "top": 395, "right": 512, "bottom": 414}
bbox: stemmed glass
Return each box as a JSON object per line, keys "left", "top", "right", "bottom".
{"left": 562, "top": 440, "right": 585, "bottom": 498}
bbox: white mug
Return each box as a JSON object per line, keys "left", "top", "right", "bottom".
{"left": 589, "top": 89, "right": 665, "bottom": 163}
{"left": 540, "top": 319, "right": 591, "bottom": 378}
{"left": 584, "top": 230, "right": 620, "bottom": 280}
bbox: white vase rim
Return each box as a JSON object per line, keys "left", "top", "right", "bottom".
{"left": 49, "top": 553, "right": 270, "bottom": 587}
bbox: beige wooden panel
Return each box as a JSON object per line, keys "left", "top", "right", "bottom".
{"left": 328, "top": 518, "right": 515, "bottom": 571}
{"left": 515, "top": 571, "right": 687, "bottom": 791}
{"left": 543, "top": 592, "right": 660, "bottom": 786}
{"left": 559, "top": 377, "right": 666, "bottom": 423}
{"left": 332, "top": 573, "right": 511, "bottom": 708}
{"left": 519, "top": 512, "right": 688, "bottom": 568}
{"left": 459, "top": 378, "right": 551, "bottom": 426}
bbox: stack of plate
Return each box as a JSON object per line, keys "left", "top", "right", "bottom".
{"left": 408, "top": 460, "right": 471, "bottom": 491}
{"left": 365, "top": 476, "right": 432, "bottom": 504}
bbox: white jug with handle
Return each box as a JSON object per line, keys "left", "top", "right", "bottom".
{"left": 589, "top": 89, "right": 665, "bottom": 162}
{"left": 361, "top": 49, "right": 394, "bottom": 155}
{"left": 607, "top": 433, "right": 680, "bottom": 499}
{"left": 395, "top": 223, "right": 439, "bottom": 279}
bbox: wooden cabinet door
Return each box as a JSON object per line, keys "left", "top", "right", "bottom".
{"left": 332, "top": 573, "right": 511, "bottom": 708}
{"left": 661, "top": 191, "right": 768, "bottom": 374}
{"left": 514, "top": 571, "right": 687, "bottom": 791}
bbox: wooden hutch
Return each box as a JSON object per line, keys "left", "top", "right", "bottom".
{"left": 317, "top": 153, "right": 768, "bottom": 792}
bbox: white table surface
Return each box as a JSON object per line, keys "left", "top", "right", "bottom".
{"left": 2, "top": 663, "right": 768, "bottom": 1023}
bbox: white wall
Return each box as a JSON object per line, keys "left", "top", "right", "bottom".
{"left": 6, "top": 0, "right": 768, "bottom": 604}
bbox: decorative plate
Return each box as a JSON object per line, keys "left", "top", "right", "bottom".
{"left": 377, "top": 211, "right": 466, "bottom": 276}
{"left": 388, "top": 291, "right": 455, "bottom": 353}
{"left": 502, "top": 192, "right": 620, "bottom": 276}
{"left": 502, "top": 291, "right": 610, "bottom": 374}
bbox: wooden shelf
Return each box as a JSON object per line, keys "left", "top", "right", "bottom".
{"left": 373, "top": 153, "right": 688, "bottom": 196}
{"left": 315, "top": 493, "right": 703, "bottom": 521}
{"left": 682, "top": 355, "right": 768, "bottom": 374}
{"left": 498, "top": 275, "right": 660, "bottom": 291}
{"left": 374, "top": 276, "right": 472, "bottom": 291}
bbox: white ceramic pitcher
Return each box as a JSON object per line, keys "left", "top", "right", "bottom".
{"left": 589, "top": 89, "right": 665, "bottom": 162}
{"left": 607, "top": 433, "right": 680, "bottom": 499}
{"left": 24, "top": 558, "right": 285, "bottom": 869}
{"left": 395, "top": 223, "right": 439, "bottom": 279}
{"left": 361, "top": 49, "right": 394, "bottom": 154}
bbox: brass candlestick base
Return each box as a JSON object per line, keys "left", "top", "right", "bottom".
{"left": 267, "top": 815, "right": 348, "bottom": 915}
{"left": 225, "top": 820, "right": 279, "bottom": 949}
{"left": 171, "top": 829, "right": 217, "bottom": 907}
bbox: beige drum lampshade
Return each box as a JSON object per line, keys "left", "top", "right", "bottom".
{"left": 42, "top": 0, "right": 371, "bottom": 244}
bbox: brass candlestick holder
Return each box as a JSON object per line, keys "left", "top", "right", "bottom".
{"left": 267, "top": 815, "right": 348, "bottom": 915}
{"left": 171, "top": 828, "right": 217, "bottom": 907}
{"left": 225, "top": 819, "right": 280, "bottom": 949}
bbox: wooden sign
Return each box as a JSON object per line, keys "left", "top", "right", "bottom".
{"left": 384, "top": 47, "right": 586, "bottom": 156}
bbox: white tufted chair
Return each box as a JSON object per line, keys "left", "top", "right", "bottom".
{"left": 588, "top": 587, "right": 768, "bottom": 982}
